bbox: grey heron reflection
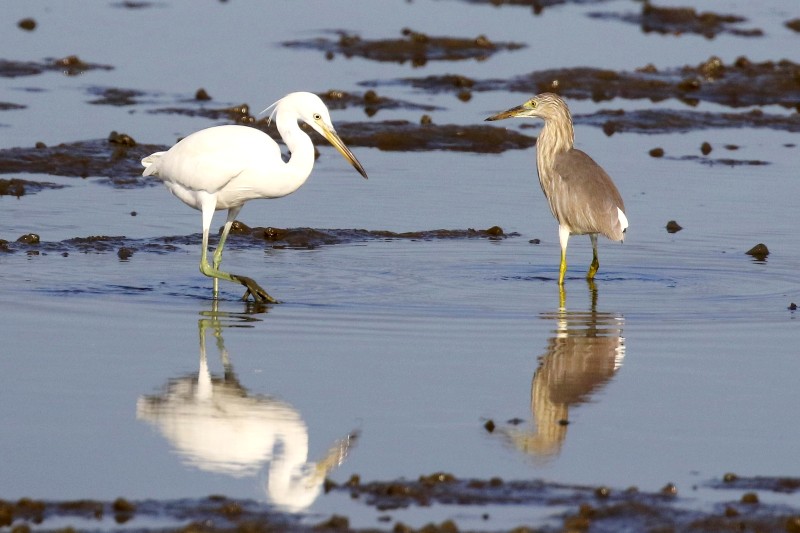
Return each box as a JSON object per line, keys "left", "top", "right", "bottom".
{"left": 504, "top": 285, "right": 625, "bottom": 461}
{"left": 137, "top": 303, "right": 356, "bottom": 512}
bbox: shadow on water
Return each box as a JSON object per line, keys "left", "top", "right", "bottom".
{"left": 136, "top": 301, "right": 357, "bottom": 513}
{"left": 501, "top": 283, "right": 625, "bottom": 461}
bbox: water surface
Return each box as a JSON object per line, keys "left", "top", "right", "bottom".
{"left": 1, "top": 0, "right": 799, "bottom": 530}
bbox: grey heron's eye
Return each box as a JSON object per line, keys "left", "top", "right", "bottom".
{"left": 313, "top": 113, "right": 322, "bottom": 121}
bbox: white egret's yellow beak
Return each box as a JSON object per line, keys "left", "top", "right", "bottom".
{"left": 320, "top": 125, "right": 368, "bottom": 179}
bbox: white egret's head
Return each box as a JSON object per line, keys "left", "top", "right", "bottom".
{"left": 263, "top": 92, "right": 368, "bottom": 179}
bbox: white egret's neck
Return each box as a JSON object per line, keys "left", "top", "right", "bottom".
{"left": 275, "top": 108, "right": 315, "bottom": 193}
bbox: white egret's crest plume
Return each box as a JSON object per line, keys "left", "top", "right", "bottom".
{"left": 141, "top": 91, "right": 368, "bottom": 303}
{"left": 485, "top": 93, "right": 627, "bottom": 285}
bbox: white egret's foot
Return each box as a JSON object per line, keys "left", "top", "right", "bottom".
{"left": 231, "top": 274, "right": 279, "bottom": 304}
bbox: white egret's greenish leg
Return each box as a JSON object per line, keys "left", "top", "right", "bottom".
{"left": 587, "top": 233, "right": 599, "bottom": 280}
{"left": 558, "top": 225, "right": 570, "bottom": 285}
{"left": 213, "top": 207, "right": 241, "bottom": 270}
{"left": 211, "top": 207, "right": 242, "bottom": 297}
{"left": 198, "top": 196, "right": 277, "bottom": 304}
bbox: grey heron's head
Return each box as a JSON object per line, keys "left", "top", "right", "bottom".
{"left": 485, "top": 93, "right": 571, "bottom": 124}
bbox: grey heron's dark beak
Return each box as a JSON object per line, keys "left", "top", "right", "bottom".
{"left": 485, "top": 104, "right": 529, "bottom": 121}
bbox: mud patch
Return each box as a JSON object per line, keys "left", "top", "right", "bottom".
{"left": 334, "top": 473, "right": 800, "bottom": 532}
{"left": 330, "top": 120, "right": 535, "bottom": 152}
{"left": 582, "top": 108, "right": 800, "bottom": 135}
{"left": 0, "top": 56, "right": 113, "bottom": 78}
{"left": 710, "top": 474, "right": 800, "bottom": 494}
{"left": 0, "top": 226, "right": 516, "bottom": 256}
{"left": 590, "top": 3, "right": 763, "bottom": 38}
{"left": 445, "top": 0, "right": 613, "bottom": 16}
{"left": 0, "top": 138, "right": 163, "bottom": 186}
{"left": 0, "top": 178, "right": 65, "bottom": 197}
{"left": 4, "top": 473, "right": 799, "bottom": 532}
{"left": 225, "top": 223, "right": 514, "bottom": 249}
{"left": 0, "top": 121, "right": 533, "bottom": 186}
{"left": 370, "top": 56, "right": 800, "bottom": 108}
{"left": 0, "top": 102, "right": 25, "bottom": 111}
{"left": 678, "top": 155, "right": 770, "bottom": 167}
{"left": 151, "top": 90, "right": 441, "bottom": 121}
{"left": 284, "top": 29, "right": 525, "bottom": 67}
{"left": 88, "top": 87, "right": 147, "bottom": 106}
{"left": 319, "top": 89, "right": 442, "bottom": 115}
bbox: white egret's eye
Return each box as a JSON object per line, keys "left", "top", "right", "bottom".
{"left": 313, "top": 113, "right": 322, "bottom": 121}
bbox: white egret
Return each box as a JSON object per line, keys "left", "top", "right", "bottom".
{"left": 142, "top": 92, "right": 368, "bottom": 303}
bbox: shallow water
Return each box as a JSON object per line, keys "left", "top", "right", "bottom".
{"left": 2, "top": 0, "right": 799, "bottom": 531}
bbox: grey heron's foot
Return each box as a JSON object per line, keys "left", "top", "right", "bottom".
{"left": 587, "top": 260, "right": 599, "bottom": 280}
{"left": 231, "top": 274, "right": 279, "bottom": 304}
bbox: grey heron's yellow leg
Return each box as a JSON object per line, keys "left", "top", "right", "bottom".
{"left": 199, "top": 198, "right": 278, "bottom": 304}
{"left": 558, "top": 283, "right": 566, "bottom": 310}
{"left": 587, "top": 234, "right": 599, "bottom": 280}
{"left": 558, "top": 225, "right": 570, "bottom": 285}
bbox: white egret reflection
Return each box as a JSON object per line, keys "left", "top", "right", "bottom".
{"left": 137, "top": 305, "right": 356, "bottom": 512}
{"left": 503, "top": 285, "right": 625, "bottom": 461}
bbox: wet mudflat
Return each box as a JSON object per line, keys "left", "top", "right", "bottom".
{"left": 2, "top": 0, "right": 800, "bottom": 531}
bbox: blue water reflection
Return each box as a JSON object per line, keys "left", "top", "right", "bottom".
{"left": 137, "top": 304, "right": 357, "bottom": 512}
{"left": 501, "top": 284, "right": 625, "bottom": 461}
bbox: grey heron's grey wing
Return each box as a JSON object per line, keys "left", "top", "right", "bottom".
{"left": 551, "top": 149, "right": 625, "bottom": 238}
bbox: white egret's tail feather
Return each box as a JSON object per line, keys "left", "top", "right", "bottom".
{"left": 141, "top": 151, "right": 166, "bottom": 176}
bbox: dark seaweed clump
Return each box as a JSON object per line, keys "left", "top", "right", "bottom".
{"left": 374, "top": 56, "right": 800, "bottom": 109}
{"left": 0, "top": 56, "right": 113, "bottom": 78}
{"left": 590, "top": 3, "right": 763, "bottom": 38}
{"left": 284, "top": 28, "right": 525, "bottom": 67}
{"left": 0, "top": 178, "right": 64, "bottom": 198}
